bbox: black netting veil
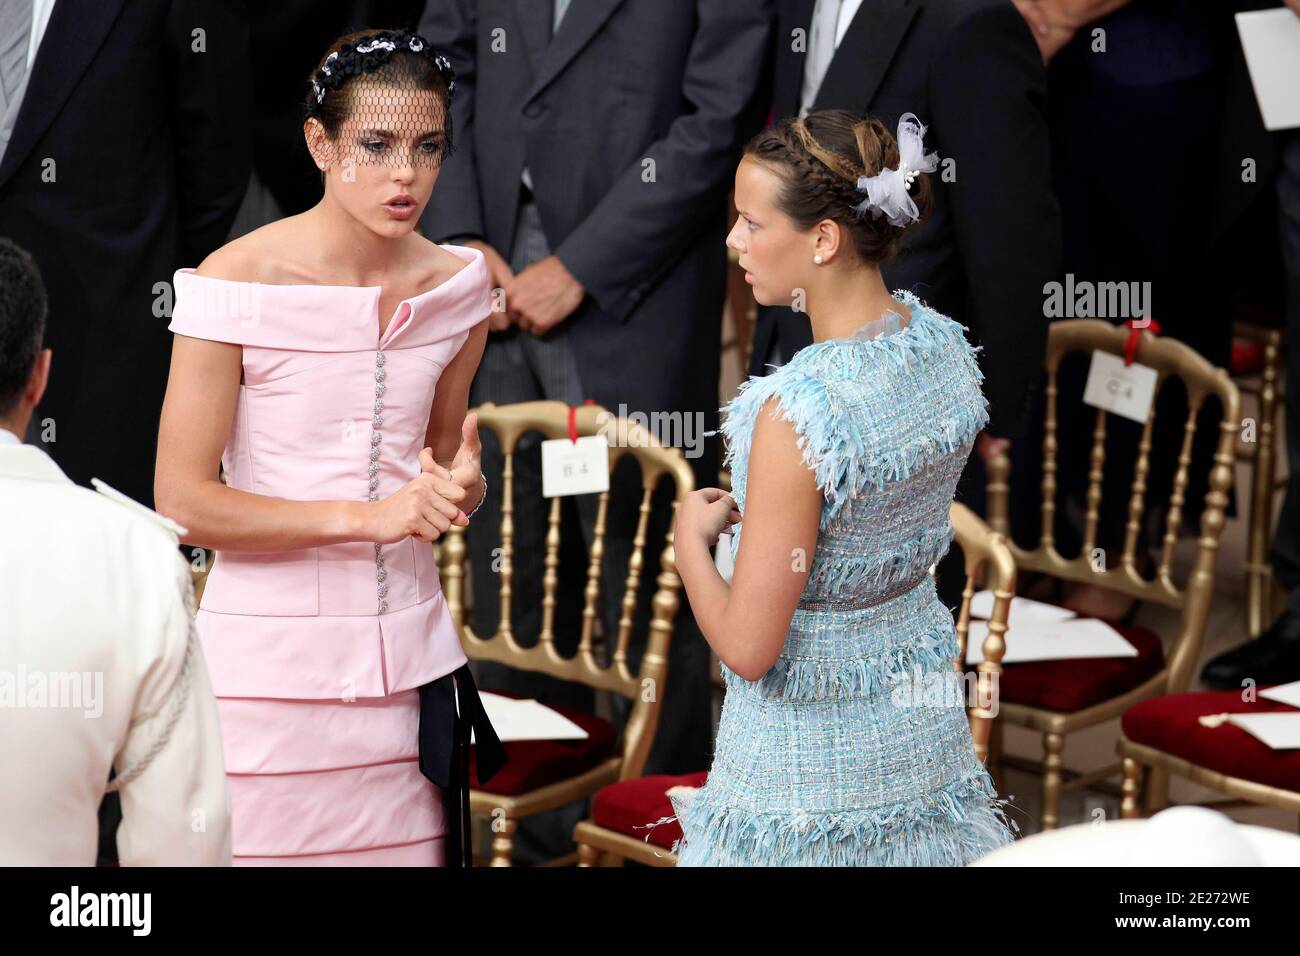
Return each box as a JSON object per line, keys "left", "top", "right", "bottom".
{"left": 304, "top": 29, "right": 456, "bottom": 170}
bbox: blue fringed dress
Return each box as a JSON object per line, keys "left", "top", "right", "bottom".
{"left": 671, "top": 291, "right": 1019, "bottom": 866}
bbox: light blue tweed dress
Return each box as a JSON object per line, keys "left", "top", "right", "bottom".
{"left": 670, "top": 290, "right": 1019, "bottom": 866}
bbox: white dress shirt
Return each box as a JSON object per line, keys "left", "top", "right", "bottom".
{"left": 799, "top": 0, "right": 866, "bottom": 118}
{"left": 29, "top": 0, "right": 57, "bottom": 70}
{"left": 832, "top": 0, "right": 865, "bottom": 46}
{"left": 0, "top": 440, "right": 231, "bottom": 865}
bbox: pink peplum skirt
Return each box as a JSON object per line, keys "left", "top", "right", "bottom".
{"left": 195, "top": 564, "right": 469, "bottom": 866}
{"left": 216, "top": 691, "right": 448, "bottom": 865}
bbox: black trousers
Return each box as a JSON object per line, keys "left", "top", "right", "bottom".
{"left": 1270, "top": 131, "right": 1300, "bottom": 616}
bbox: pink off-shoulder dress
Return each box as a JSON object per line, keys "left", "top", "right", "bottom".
{"left": 167, "top": 244, "right": 491, "bottom": 865}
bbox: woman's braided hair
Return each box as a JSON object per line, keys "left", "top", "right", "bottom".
{"left": 743, "top": 109, "right": 932, "bottom": 264}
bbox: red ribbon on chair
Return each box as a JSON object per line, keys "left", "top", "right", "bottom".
{"left": 1122, "top": 317, "right": 1161, "bottom": 366}
{"left": 568, "top": 398, "right": 596, "bottom": 444}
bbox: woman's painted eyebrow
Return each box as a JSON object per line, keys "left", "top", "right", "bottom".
{"left": 359, "top": 128, "right": 445, "bottom": 139}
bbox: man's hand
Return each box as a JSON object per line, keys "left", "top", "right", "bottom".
{"left": 461, "top": 239, "right": 515, "bottom": 332}
{"left": 504, "top": 255, "right": 586, "bottom": 336}
{"left": 1012, "top": 0, "right": 1077, "bottom": 63}
{"left": 1012, "top": 0, "right": 1131, "bottom": 64}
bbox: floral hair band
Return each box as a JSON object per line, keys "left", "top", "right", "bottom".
{"left": 306, "top": 29, "right": 456, "bottom": 116}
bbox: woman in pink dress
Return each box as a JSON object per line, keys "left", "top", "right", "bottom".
{"left": 154, "top": 29, "right": 504, "bottom": 866}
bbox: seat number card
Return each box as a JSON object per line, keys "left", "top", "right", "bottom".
{"left": 1082, "top": 350, "right": 1157, "bottom": 424}
{"left": 541, "top": 435, "right": 610, "bottom": 497}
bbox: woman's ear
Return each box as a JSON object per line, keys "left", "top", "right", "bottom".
{"left": 303, "top": 118, "right": 328, "bottom": 171}
{"left": 814, "top": 218, "right": 845, "bottom": 264}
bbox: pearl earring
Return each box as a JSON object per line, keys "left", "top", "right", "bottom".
{"left": 813, "top": 254, "right": 824, "bottom": 265}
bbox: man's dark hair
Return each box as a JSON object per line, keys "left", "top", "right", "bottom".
{"left": 0, "top": 238, "right": 48, "bottom": 418}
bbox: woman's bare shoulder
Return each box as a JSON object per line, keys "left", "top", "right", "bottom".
{"left": 415, "top": 235, "right": 473, "bottom": 287}
{"left": 194, "top": 217, "right": 308, "bottom": 282}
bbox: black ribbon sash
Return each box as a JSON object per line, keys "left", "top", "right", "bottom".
{"left": 417, "top": 663, "right": 508, "bottom": 867}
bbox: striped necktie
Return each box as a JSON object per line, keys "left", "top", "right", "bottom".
{"left": 800, "top": 0, "right": 844, "bottom": 117}
{"left": 0, "top": 0, "right": 34, "bottom": 115}
{"left": 553, "top": 0, "right": 572, "bottom": 34}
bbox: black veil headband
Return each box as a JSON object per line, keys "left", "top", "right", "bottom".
{"left": 304, "top": 29, "right": 457, "bottom": 120}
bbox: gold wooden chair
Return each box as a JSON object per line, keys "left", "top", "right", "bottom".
{"left": 438, "top": 400, "right": 695, "bottom": 866}
{"left": 951, "top": 502, "right": 1016, "bottom": 773}
{"left": 984, "top": 319, "right": 1240, "bottom": 830}
{"left": 1230, "top": 319, "right": 1287, "bottom": 635}
{"left": 570, "top": 501, "right": 1016, "bottom": 866}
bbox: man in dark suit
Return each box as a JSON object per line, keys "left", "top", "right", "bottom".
{"left": 0, "top": 0, "right": 250, "bottom": 510}
{"left": 1008, "top": 1, "right": 1278, "bottom": 624}
{"left": 418, "top": 0, "right": 773, "bottom": 862}
{"left": 1199, "top": 0, "right": 1300, "bottom": 686}
{"left": 752, "top": 0, "right": 1061, "bottom": 542}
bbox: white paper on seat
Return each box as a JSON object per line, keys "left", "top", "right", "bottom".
{"left": 965, "top": 617, "right": 1139, "bottom": 665}
{"left": 471, "top": 691, "right": 590, "bottom": 744}
{"left": 1236, "top": 9, "right": 1300, "bottom": 131}
{"left": 1259, "top": 680, "right": 1300, "bottom": 709}
{"left": 1227, "top": 713, "right": 1300, "bottom": 750}
{"left": 970, "top": 591, "right": 1077, "bottom": 626}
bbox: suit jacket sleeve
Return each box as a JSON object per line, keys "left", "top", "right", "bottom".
{"left": 418, "top": 0, "right": 487, "bottom": 242}
{"left": 115, "top": 554, "right": 232, "bottom": 866}
{"left": 555, "top": 0, "right": 774, "bottom": 324}
{"left": 165, "top": 0, "right": 253, "bottom": 266}
{"left": 928, "top": 4, "right": 1062, "bottom": 439}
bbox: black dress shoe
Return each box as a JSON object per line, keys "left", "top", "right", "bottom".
{"left": 1199, "top": 609, "right": 1300, "bottom": 690}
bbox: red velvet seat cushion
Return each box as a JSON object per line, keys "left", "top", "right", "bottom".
{"left": 1122, "top": 689, "right": 1300, "bottom": 792}
{"left": 992, "top": 620, "right": 1166, "bottom": 713}
{"left": 1230, "top": 340, "right": 1264, "bottom": 377}
{"left": 592, "top": 771, "right": 709, "bottom": 850}
{"left": 468, "top": 690, "right": 619, "bottom": 796}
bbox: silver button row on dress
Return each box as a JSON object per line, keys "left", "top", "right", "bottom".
{"left": 371, "top": 350, "right": 388, "bottom": 613}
